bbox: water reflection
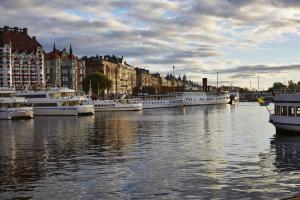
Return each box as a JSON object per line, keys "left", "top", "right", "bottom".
{"left": 1, "top": 104, "right": 300, "bottom": 199}
{"left": 271, "top": 134, "right": 300, "bottom": 171}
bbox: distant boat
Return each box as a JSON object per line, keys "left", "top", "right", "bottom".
{"left": 269, "top": 93, "right": 300, "bottom": 134}
{"left": 84, "top": 98, "right": 143, "bottom": 111}
{"left": 258, "top": 97, "right": 269, "bottom": 106}
{"left": 229, "top": 91, "right": 239, "bottom": 104}
{"left": 181, "top": 91, "right": 231, "bottom": 106}
{"left": 129, "top": 94, "right": 183, "bottom": 109}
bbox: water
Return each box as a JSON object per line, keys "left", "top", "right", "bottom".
{"left": 0, "top": 103, "right": 299, "bottom": 199}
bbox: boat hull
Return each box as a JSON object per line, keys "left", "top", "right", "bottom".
{"left": 270, "top": 115, "right": 300, "bottom": 134}
{"left": 77, "top": 105, "right": 94, "bottom": 115}
{"left": 184, "top": 99, "right": 230, "bottom": 106}
{"left": 182, "top": 92, "right": 230, "bottom": 106}
{"left": 94, "top": 104, "right": 142, "bottom": 111}
{"left": 33, "top": 107, "right": 78, "bottom": 116}
{"left": 141, "top": 99, "right": 183, "bottom": 109}
{"left": 0, "top": 107, "right": 33, "bottom": 120}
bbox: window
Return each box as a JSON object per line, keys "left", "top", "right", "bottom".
{"left": 288, "top": 106, "right": 295, "bottom": 116}
{"left": 275, "top": 106, "right": 280, "bottom": 115}
{"left": 297, "top": 107, "right": 300, "bottom": 117}
{"left": 281, "top": 106, "right": 287, "bottom": 116}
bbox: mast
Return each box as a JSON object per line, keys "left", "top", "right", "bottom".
{"left": 217, "top": 72, "right": 219, "bottom": 90}
{"left": 97, "top": 83, "right": 100, "bottom": 99}
{"left": 257, "top": 75, "right": 260, "bottom": 92}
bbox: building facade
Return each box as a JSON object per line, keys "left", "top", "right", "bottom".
{"left": 0, "top": 26, "right": 45, "bottom": 88}
{"left": 118, "top": 62, "right": 136, "bottom": 94}
{"left": 84, "top": 55, "right": 136, "bottom": 95}
{"left": 45, "top": 44, "right": 85, "bottom": 92}
{"left": 135, "top": 68, "right": 152, "bottom": 90}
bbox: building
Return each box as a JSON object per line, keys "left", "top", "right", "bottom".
{"left": 135, "top": 68, "right": 152, "bottom": 90}
{"left": 118, "top": 61, "right": 136, "bottom": 94}
{"left": 0, "top": 26, "right": 45, "bottom": 87}
{"left": 84, "top": 55, "right": 136, "bottom": 95}
{"left": 83, "top": 55, "right": 118, "bottom": 94}
{"left": 77, "top": 59, "right": 85, "bottom": 93}
{"left": 45, "top": 44, "right": 85, "bottom": 92}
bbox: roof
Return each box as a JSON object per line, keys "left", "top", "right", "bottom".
{"left": 45, "top": 48, "right": 78, "bottom": 61}
{"left": 0, "top": 26, "right": 42, "bottom": 52}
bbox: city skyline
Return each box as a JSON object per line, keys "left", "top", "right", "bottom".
{"left": 1, "top": 0, "right": 300, "bottom": 89}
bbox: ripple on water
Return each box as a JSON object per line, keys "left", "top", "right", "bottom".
{"left": 0, "top": 103, "right": 300, "bottom": 199}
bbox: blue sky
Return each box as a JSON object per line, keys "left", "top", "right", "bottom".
{"left": 1, "top": 0, "right": 300, "bottom": 89}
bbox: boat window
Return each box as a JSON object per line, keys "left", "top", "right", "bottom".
{"left": 33, "top": 103, "right": 57, "bottom": 107}
{"left": 297, "top": 107, "right": 300, "bottom": 117}
{"left": 18, "top": 94, "right": 47, "bottom": 98}
{"left": 281, "top": 106, "right": 287, "bottom": 116}
{"left": 49, "top": 93, "right": 61, "bottom": 99}
{"left": 288, "top": 106, "right": 295, "bottom": 116}
{"left": 62, "top": 102, "right": 69, "bottom": 106}
{"left": 275, "top": 106, "right": 280, "bottom": 115}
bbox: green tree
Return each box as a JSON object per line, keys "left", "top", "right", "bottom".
{"left": 288, "top": 80, "right": 297, "bottom": 90}
{"left": 297, "top": 81, "right": 300, "bottom": 89}
{"left": 82, "top": 73, "right": 112, "bottom": 96}
{"left": 271, "top": 82, "right": 287, "bottom": 90}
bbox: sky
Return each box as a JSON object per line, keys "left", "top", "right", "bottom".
{"left": 1, "top": 0, "right": 300, "bottom": 89}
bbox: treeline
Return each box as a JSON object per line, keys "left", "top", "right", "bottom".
{"left": 267, "top": 80, "right": 300, "bottom": 92}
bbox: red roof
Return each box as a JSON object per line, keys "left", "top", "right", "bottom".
{"left": 45, "top": 49, "right": 78, "bottom": 61}
{"left": 0, "top": 26, "right": 42, "bottom": 52}
{"left": 45, "top": 50, "right": 60, "bottom": 60}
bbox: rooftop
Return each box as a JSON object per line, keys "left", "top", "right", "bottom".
{"left": 0, "top": 26, "right": 42, "bottom": 52}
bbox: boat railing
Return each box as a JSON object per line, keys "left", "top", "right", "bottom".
{"left": 273, "top": 89, "right": 300, "bottom": 95}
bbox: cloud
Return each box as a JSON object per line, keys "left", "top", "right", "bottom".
{"left": 203, "top": 64, "right": 300, "bottom": 79}
{"left": 1, "top": 0, "right": 300, "bottom": 86}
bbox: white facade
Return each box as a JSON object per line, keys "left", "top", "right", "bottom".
{"left": 0, "top": 27, "right": 45, "bottom": 88}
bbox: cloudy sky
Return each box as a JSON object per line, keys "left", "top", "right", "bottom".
{"left": 1, "top": 0, "right": 300, "bottom": 89}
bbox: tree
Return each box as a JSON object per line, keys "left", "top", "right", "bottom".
{"left": 271, "top": 82, "right": 287, "bottom": 90}
{"left": 82, "top": 73, "right": 112, "bottom": 96}
{"left": 288, "top": 80, "right": 297, "bottom": 90}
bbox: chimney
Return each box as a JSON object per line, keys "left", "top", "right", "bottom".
{"left": 4, "top": 26, "right": 9, "bottom": 31}
{"left": 202, "top": 78, "right": 208, "bottom": 91}
{"left": 32, "top": 36, "right": 36, "bottom": 41}
{"left": 23, "top": 28, "right": 28, "bottom": 34}
{"left": 13, "top": 27, "right": 18, "bottom": 32}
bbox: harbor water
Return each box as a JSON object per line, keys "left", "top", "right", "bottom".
{"left": 0, "top": 103, "right": 299, "bottom": 199}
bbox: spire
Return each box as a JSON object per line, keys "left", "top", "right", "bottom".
{"left": 53, "top": 42, "right": 56, "bottom": 51}
{"left": 69, "top": 43, "right": 73, "bottom": 55}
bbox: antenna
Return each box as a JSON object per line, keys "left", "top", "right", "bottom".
{"left": 217, "top": 72, "right": 219, "bottom": 89}
{"left": 257, "top": 75, "right": 260, "bottom": 92}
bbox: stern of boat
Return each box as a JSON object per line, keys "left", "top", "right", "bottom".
{"left": 8, "top": 107, "right": 34, "bottom": 119}
{"left": 77, "top": 105, "right": 94, "bottom": 115}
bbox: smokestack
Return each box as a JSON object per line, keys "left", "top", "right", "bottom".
{"left": 202, "top": 78, "right": 207, "bottom": 91}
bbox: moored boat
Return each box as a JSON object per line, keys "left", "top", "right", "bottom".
{"left": 15, "top": 88, "right": 94, "bottom": 116}
{"left": 0, "top": 88, "right": 33, "bottom": 119}
{"left": 85, "top": 99, "right": 142, "bottom": 111}
{"left": 269, "top": 93, "right": 300, "bottom": 134}
{"left": 130, "top": 94, "right": 183, "bottom": 109}
{"left": 181, "top": 91, "right": 230, "bottom": 106}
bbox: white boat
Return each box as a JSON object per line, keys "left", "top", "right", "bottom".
{"left": 130, "top": 94, "right": 183, "bottom": 109}
{"left": 181, "top": 91, "right": 230, "bottom": 106}
{"left": 84, "top": 99, "right": 142, "bottom": 111}
{"left": 269, "top": 93, "right": 300, "bottom": 134}
{"left": 0, "top": 88, "right": 33, "bottom": 119}
{"left": 229, "top": 91, "right": 240, "bottom": 104}
{"left": 15, "top": 88, "right": 94, "bottom": 116}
